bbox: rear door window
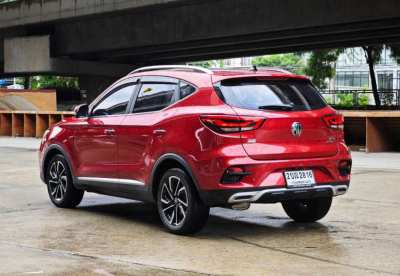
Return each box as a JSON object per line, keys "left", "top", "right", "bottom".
{"left": 218, "top": 78, "right": 326, "bottom": 111}
{"left": 179, "top": 81, "right": 196, "bottom": 99}
{"left": 133, "top": 83, "right": 178, "bottom": 113}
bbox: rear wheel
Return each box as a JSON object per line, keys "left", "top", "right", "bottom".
{"left": 46, "top": 154, "right": 84, "bottom": 208}
{"left": 282, "top": 197, "right": 332, "bottom": 222}
{"left": 157, "top": 168, "right": 209, "bottom": 235}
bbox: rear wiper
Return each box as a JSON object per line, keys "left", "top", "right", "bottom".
{"left": 258, "top": 104, "right": 294, "bottom": 111}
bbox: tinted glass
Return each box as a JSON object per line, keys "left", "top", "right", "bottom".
{"left": 92, "top": 84, "right": 135, "bottom": 116}
{"left": 180, "top": 81, "right": 196, "bottom": 99}
{"left": 133, "top": 83, "right": 177, "bottom": 113}
{"left": 219, "top": 79, "right": 326, "bottom": 111}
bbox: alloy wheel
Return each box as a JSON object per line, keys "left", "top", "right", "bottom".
{"left": 160, "top": 176, "right": 189, "bottom": 226}
{"left": 48, "top": 160, "right": 68, "bottom": 201}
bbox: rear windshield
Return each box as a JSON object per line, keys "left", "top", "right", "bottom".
{"left": 217, "top": 78, "right": 327, "bottom": 111}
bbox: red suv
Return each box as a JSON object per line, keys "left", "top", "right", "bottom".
{"left": 39, "top": 65, "right": 351, "bottom": 234}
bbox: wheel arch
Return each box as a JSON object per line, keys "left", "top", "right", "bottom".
{"left": 149, "top": 153, "right": 204, "bottom": 203}
{"left": 42, "top": 144, "right": 78, "bottom": 187}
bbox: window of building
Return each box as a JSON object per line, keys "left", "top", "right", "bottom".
{"left": 378, "top": 71, "right": 394, "bottom": 90}
{"left": 398, "top": 71, "right": 400, "bottom": 89}
{"left": 133, "top": 83, "right": 177, "bottom": 113}
{"left": 335, "top": 72, "right": 369, "bottom": 88}
{"left": 92, "top": 84, "right": 136, "bottom": 116}
{"left": 223, "top": 59, "right": 232, "bottom": 67}
{"left": 337, "top": 48, "right": 366, "bottom": 66}
{"left": 241, "top": 57, "right": 252, "bottom": 67}
{"left": 378, "top": 47, "right": 395, "bottom": 65}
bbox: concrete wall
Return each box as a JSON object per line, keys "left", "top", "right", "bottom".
{"left": 4, "top": 36, "right": 51, "bottom": 73}
{"left": 0, "top": 0, "right": 182, "bottom": 29}
{"left": 2, "top": 0, "right": 400, "bottom": 66}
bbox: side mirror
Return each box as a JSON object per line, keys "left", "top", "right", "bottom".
{"left": 74, "top": 104, "right": 89, "bottom": 118}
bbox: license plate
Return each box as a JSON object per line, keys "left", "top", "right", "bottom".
{"left": 284, "top": 170, "right": 315, "bottom": 188}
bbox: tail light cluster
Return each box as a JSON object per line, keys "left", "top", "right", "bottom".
{"left": 323, "top": 114, "right": 344, "bottom": 130}
{"left": 323, "top": 113, "right": 345, "bottom": 142}
{"left": 200, "top": 115, "right": 265, "bottom": 134}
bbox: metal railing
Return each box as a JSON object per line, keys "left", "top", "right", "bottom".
{"left": 320, "top": 89, "right": 400, "bottom": 109}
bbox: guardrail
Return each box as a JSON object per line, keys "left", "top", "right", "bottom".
{"left": 0, "top": 111, "right": 74, "bottom": 138}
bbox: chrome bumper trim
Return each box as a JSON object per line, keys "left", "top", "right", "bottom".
{"left": 227, "top": 184, "right": 348, "bottom": 204}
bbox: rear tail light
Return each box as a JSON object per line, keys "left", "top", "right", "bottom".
{"left": 323, "top": 114, "right": 344, "bottom": 130}
{"left": 338, "top": 160, "right": 352, "bottom": 176}
{"left": 200, "top": 115, "right": 265, "bottom": 134}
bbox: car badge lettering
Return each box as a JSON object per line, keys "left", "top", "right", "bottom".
{"left": 291, "top": 122, "right": 303, "bottom": 137}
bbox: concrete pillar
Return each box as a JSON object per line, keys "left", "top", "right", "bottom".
{"left": 79, "top": 76, "right": 117, "bottom": 103}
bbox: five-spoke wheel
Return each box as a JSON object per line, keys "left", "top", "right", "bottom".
{"left": 157, "top": 168, "right": 209, "bottom": 234}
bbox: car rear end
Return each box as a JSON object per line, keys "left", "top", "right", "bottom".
{"left": 199, "top": 71, "right": 351, "bottom": 206}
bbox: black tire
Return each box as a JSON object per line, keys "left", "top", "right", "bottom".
{"left": 282, "top": 197, "right": 332, "bottom": 222}
{"left": 157, "top": 168, "right": 209, "bottom": 235}
{"left": 46, "top": 154, "right": 84, "bottom": 208}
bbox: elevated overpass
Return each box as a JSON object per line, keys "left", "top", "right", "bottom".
{"left": 2, "top": 0, "right": 400, "bottom": 97}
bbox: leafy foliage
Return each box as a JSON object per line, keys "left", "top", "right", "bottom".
{"left": 187, "top": 60, "right": 218, "bottom": 68}
{"left": 334, "top": 93, "right": 369, "bottom": 108}
{"left": 31, "top": 76, "right": 79, "bottom": 90}
{"left": 252, "top": 53, "right": 305, "bottom": 74}
{"left": 336, "top": 94, "right": 354, "bottom": 108}
{"left": 304, "top": 49, "right": 343, "bottom": 89}
{"left": 389, "top": 44, "right": 400, "bottom": 63}
{"left": 359, "top": 94, "right": 370, "bottom": 106}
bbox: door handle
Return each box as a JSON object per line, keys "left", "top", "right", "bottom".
{"left": 104, "top": 129, "right": 116, "bottom": 135}
{"left": 153, "top": 129, "right": 167, "bottom": 136}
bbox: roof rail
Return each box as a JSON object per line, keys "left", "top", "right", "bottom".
{"left": 210, "top": 66, "right": 293, "bottom": 75}
{"left": 257, "top": 67, "right": 294, "bottom": 74}
{"left": 131, "top": 65, "right": 213, "bottom": 74}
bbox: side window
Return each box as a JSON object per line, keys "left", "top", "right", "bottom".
{"left": 133, "top": 83, "right": 177, "bottom": 113}
{"left": 92, "top": 84, "right": 135, "bottom": 116}
{"left": 180, "top": 81, "right": 196, "bottom": 99}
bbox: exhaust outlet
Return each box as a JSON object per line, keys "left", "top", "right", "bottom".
{"left": 230, "top": 202, "right": 251, "bottom": 210}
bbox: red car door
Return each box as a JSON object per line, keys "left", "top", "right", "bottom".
{"left": 118, "top": 77, "right": 179, "bottom": 185}
{"left": 74, "top": 82, "right": 137, "bottom": 180}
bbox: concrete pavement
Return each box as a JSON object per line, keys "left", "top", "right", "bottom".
{"left": 0, "top": 146, "right": 399, "bottom": 275}
{"left": 0, "top": 137, "right": 40, "bottom": 150}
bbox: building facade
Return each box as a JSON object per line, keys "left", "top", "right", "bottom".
{"left": 332, "top": 47, "right": 400, "bottom": 91}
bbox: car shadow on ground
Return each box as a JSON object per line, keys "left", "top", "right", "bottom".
{"left": 76, "top": 198, "right": 332, "bottom": 240}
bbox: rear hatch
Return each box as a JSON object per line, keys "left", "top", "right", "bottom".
{"left": 216, "top": 77, "right": 339, "bottom": 160}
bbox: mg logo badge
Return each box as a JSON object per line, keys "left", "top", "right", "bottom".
{"left": 291, "top": 122, "right": 303, "bottom": 137}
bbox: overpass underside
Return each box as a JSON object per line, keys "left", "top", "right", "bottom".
{"left": 1, "top": 0, "right": 400, "bottom": 89}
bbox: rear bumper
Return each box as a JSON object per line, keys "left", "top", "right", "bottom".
{"left": 201, "top": 181, "right": 349, "bottom": 206}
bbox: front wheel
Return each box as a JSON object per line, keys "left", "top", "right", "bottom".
{"left": 46, "top": 154, "right": 84, "bottom": 208}
{"left": 282, "top": 197, "right": 332, "bottom": 222}
{"left": 157, "top": 168, "right": 209, "bottom": 235}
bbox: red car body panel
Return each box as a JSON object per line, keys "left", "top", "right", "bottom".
{"left": 39, "top": 68, "right": 351, "bottom": 206}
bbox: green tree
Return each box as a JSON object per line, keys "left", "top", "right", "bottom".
{"left": 362, "top": 46, "right": 382, "bottom": 106}
{"left": 304, "top": 49, "right": 343, "bottom": 90}
{"left": 252, "top": 53, "right": 305, "bottom": 74}
{"left": 31, "top": 76, "right": 79, "bottom": 90}
{"left": 305, "top": 45, "right": 400, "bottom": 106}
{"left": 187, "top": 60, "right": 217, "bottom": 68}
